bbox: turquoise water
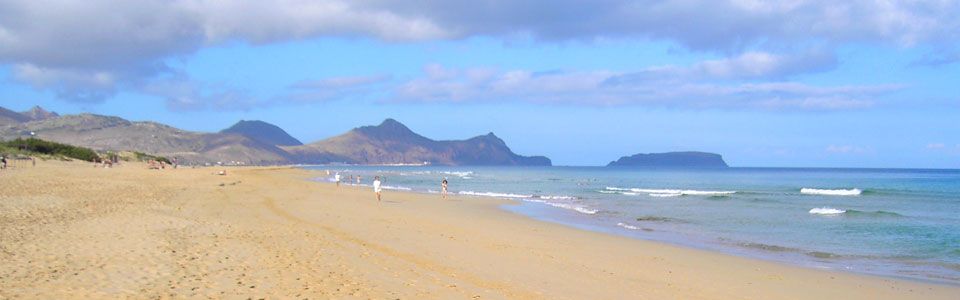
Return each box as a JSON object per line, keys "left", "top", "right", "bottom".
{"left": 304, "top": 166, "right": 960, "bottom": 284}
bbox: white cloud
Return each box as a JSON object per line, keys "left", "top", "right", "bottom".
{"left": 927, "top": 143, "right": 946, "bottom": 149}
{"left": 12, "top": 63, "right": 119, "bottom": 102}
{"left": 391, "top": 63, "right": 899, "bottom": 110}
{"left": 0, "top": 0, "right": 955, "bottom": 106}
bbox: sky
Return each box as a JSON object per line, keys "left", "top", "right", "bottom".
{"left": 1, "top": 0, "right": 959, "bottom": 168}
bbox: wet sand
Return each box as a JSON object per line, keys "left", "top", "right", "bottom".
{"left": 1, "top": 160, "right": 957, "bottom": 299}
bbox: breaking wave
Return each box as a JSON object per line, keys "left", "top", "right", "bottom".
{"left": 522, "top": 198, "right": 598, "bottom": 215}
{"left": 801, "top": 188, "right": 862, "bottom": 196}
{"left": 458, "top": 191, "right": 533, "bottom": 198}
{"left": 809, "top": 207, "right": 846, "bottom": 215}
{"left": 605, "top": 187, "right": 736, "bottom": 197}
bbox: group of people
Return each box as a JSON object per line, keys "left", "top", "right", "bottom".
{"left": 330, "top": 171, "right": 450, "bottom": 202}
{"left": 333, "top": 172, "right": 363, "bottom": 187}
{"left": 0, "top": 156, "right": 37, "bottom": 170}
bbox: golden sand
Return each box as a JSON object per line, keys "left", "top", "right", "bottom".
{"left": 1, "top": 160, "right": 957, "bottom": 299}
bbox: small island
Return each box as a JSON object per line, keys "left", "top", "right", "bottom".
{"left": 607, "top": 151, "right": 728, "bottom": 168}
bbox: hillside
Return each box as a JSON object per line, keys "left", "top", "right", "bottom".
{"left": 221, "top": 120, "right": 303, "bottom": 146}
{"left": 607, "top": 151, "right": 728, "bottom": 168}
{"left": 1, "top": 106, "right": 550, "bottom": 166}
{"left": 0, "top": 107, "right": 32, "bottom": 125}
{"left": 0, "top": 112, "right": 290, "bottom": 165}
{"left": 285, "top": 119, "right": 551, "bottom": 166}
{"left": 0, "top": 106, "right": 60, "bottom": 126}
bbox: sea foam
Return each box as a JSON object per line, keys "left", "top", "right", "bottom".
{"left": 458, "top": 191, "right": 533, "bottom": 198}
{"left": 522, "top": 199, "right": 598, "bottom": 215}
{"left": 605, "top": 187, "right": 736, "bottom": 197}
{"left": 381, "top": 185, "right": 413, "bottom": 191}
{"left": 801, "top": 188, "right": 862, "bottom": 196}
{"left": 809, "top": 207, "right": 846, "bottom": 215}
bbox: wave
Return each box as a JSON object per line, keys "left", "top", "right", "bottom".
{"left": 635, "top": 216, "right": 684, "bottom": 223}
{"left": 458, "top": 191, "right": 532, "bottom": 198}
{"left": 739, "top": 242, "right": 800, "bottom": 253}
{"left": 809, "top": 207, "right": 846, "bottom": 215}
{"left": 604, "top": 187, "right": 736, "bottom": 197}
{"left": 650, "top": 193, "right": 682, "bottom": 198}
{"left": 536, "top": 195, "right": 579, "bottom": 200}
{"left": 396, "top": 171, "right": 475, "bottom": 178}
{"left": 801, "top": 188, "right": 862, "bottom": 196}
{"left": 616, "top": 222, "right": 654, "bottom": 231}
{"left": 844, "top": 210, "right": 904, "bottom": 218}
{"left": 442, "top": 171, "right": 474, "bottom": 177}
{"left": 807, "top": 251, "right": 843, "bottom": 259}
{"left": 382, "top": 185, "right": 412, "bottom": 191}
{"left": 522, "top": 198, "right": 598, "bottom": 215}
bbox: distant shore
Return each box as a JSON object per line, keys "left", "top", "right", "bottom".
{"left": 1, "top": 161, "right": 956, "bottom": 299}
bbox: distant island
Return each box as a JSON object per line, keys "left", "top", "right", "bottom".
{"left": 607, "top": 151, "right": 728, "bottom": 168}
{"left": 0, "top": 106, "right": 549, "bottom": 166}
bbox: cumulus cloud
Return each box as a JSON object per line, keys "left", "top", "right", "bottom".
{"left": 365, "top": 0, "right": 960, "bottom": 48}
{"left": 391, "top": 63, "right": 898, "bottom": 110}
{"left": 0, "top": 0, "right": 440, "bottom": 105}
{"left": 0, "top": 0, "right": 956, "bottom": 107}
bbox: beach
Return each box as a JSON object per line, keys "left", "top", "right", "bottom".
{"left": 1, "top": 161, "right": 957, "bottom": 299}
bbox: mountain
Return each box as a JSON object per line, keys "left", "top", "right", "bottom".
{"left": 0, "top": 111, "right": 291, "bottom": 165}
{"left": 607, "top": 151, "right": 728, "bottom": 168}
{"left": 0, "top": 106, "right": 61, "bottom": 126}
{"left": 22, "top": 106, "right": 59, "bottom": 121}
{"left": 0, "top": 107, "right": 30, "bottom": 125}
{"left": 285, "top": 118, "right": 551, "bottom": 166}
{"left": 221, "top": 120, "right": 303, "bottom": 146}
{"left": 1, "top": 106, "right": 550, "bottom": 166}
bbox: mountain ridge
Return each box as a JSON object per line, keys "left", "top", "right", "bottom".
{"left": 285, "top": 119, "right": 551, "bottom": 166}
{"left": 1, "top": 106, "right": 550, "bottom": 166}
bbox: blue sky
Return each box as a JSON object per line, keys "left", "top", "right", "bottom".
{"left": 1, "top": 1, "right": 959, "bottom": 168}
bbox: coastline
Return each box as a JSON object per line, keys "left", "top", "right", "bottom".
{"left": 1, "top": 161, "right": 956, "bottom": 299}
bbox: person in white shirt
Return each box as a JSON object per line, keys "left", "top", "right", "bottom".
{"left": 334, "top": 172, "right": 341, "bottom": 188}
{"left": 373, "top": 176, "right": 382, "bottom": 202}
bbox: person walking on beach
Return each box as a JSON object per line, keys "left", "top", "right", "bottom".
{"left": 1, "top": 156, "right": 7, "bottom": 170}
{"left": 335, "top": 172, "right": 341, "bottom": 188}
{"left": 357, "top": 175, "right": 361, "bottom": 185}
{"left": 373, "top": 176, "right": 382, "bottom": 202}
{"left": 441, "top": 177, "right": 449, "bottom": 199}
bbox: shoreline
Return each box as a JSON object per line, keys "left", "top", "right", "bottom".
{"left": 331, "top": 175, "right": 960, "bottom": 288}
{"left": 2, "top": 161, "right": 957, "bottom": 298}
{"left": 309, "top": 166, "right": 960, "bottom": 286}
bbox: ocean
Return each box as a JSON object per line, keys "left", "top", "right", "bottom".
{"left": 304, "top": 166, "right": 960, "bottom": 284}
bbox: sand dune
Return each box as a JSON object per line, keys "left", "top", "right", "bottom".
{"left": 1, "top": 160, "right": 956, "bottom": 299}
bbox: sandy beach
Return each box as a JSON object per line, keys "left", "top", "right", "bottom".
{"left": 1, "top": 160, "right": 957, "bottom": 299}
